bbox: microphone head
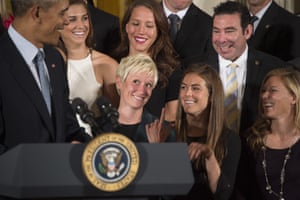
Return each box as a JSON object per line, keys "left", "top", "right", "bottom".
{"left": 96, "top": 96, "right": 111, "bottom": 111}
{"left": 96, "top": 96, "right": 119, "bottom": 129}
{"left": 71, "top": 97, "right": 88, "bottom": 116}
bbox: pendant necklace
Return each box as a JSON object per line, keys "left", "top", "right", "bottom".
{"left": 261, "top": 145, "right": 291, "bottom": 200}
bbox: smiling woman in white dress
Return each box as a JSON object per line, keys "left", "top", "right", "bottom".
{"left": 58, "top": 0, "right": 119, "bottom": 136}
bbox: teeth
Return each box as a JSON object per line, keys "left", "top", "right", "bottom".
{"left": 216, "top": 41, "right": 233, "bottom": 51}
{"left": 184, "top": 100, "right": 194, "bottom": 104}
{"left": 57, "top": 28, "right": 64, "bottom": 32}
{"left": 73, "top": 31, "right": 85, "bottom": 36}
{"left": 263, "top": 102, "right": 273, "bottom": 108}
{"left": 219, "top": 45, "right": 232, "bottom": 51}
{"left": 134, "top": 95, "right": 144, "bottom": 101}
{"left": 135, "top": 37, "right": 146, "bottom": 42}
{"left": 220, "top": 46, "right": 229, "bottom": 50}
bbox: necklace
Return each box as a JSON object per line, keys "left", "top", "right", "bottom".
{"left": 261, "top": 145, "right": 291, "bottom": 200}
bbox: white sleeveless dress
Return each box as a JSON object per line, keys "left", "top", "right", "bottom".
{"left": 67, "top": 54, "right": 102, "bottom": 136}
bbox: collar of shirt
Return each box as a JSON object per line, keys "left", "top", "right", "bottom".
{"left": 162, "top": 0, "right": 189, "bottom": 20}
{"left": 219, "top": 45, "right": 248, "bottom": 70}
{"left": 8, "top": 26, "right": 46, "bottom": 87}
{"left": 8, "top": 26, "right": 41, "bottom": 67}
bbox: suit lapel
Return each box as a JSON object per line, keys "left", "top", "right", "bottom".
{"left": 251, "top": 2, "right": 277, "bottom": 45}
{"left": 6, "top": 38, "right": 55, "bottom": 137}
{"left": 174, "top": 4, "right": 197, "bottom": 48}
{"left": 246, "top": 49, "right": 263, "bottom": 86}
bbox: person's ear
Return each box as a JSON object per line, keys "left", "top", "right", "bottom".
{"left": 291, "top": 94, "right": 297, "bottom": 105}
{"left": 30, "top": 5, "right": 41, "bottom": 23}
{"left": 115, "top": 76, "right": 122, "bottom": 90}
{"left": 244, "top": 24, "right": 253, "bottom": 40}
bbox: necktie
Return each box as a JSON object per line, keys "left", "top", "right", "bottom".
{"left": 225, "top": 63, "right": 238, "bottom": 132}
{"left": 168, "top": 14, "right": 180, "bottom": 42}
{"left": 34, "top": 50, "right": 52, "bottom": 115}
{"left": 251, "top": 15, "right": 259, "bottom": 34}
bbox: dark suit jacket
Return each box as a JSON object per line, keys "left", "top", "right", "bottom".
{"left": 205, "top": 48, "right": 285, "bottom": 133}
{"left": 0, "top": 33, "right": 91, "bottom": 154}
{"left": 87, "top": 3, "right": 120, "bottom": 56}
{"left": 248, "top": 1, "right": 300, "bottom": 61}
{"left": 172, "top": 3, "right": 216, "bottom": 69}
{"left": 288, "top": 57, "right": 300, "bottom": 70}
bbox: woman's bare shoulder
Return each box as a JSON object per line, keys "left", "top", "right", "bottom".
{"left": 91, "top": 50, "right": 118, "bottom": 67}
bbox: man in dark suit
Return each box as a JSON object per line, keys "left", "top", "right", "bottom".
{"left": 206, "top": 1, "right": 285, "bottom": 133}
{"left": 0, "top": 0, "right": 91, "bottom": 155}
{"left": 162, "top": 0, "right": 216, "bottom": 69}
{"left": 247, "top": 0, "right": 300, "bottom": 61}
{"left": 84, "top": 0, "right": 120, "bottom": 56}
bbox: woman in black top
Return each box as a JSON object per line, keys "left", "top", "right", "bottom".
{"left": 146, "top": 64, "right": 241, "bottom": 199}
{"left": 238, "top": 67, "right": 300, "bottom": 200}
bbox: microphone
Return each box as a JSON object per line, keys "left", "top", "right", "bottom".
{"left": 71, "top": 97, "right": 103, "bottom": 137}
{"left": 96, "top": 96, "right": 119, "bottom": 130}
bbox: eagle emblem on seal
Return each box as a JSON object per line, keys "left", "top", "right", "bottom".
{"left": 98, "top": 147, "right": 125, "bottom": 178}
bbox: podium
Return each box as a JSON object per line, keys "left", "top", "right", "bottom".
{"left": 0, "top": 143, "right": 194, "bottom": 199}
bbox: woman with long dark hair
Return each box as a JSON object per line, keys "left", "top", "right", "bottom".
{"left": 113, "top": 0, "right": 182, "bottom": 122}
{"left": 146, "top": 64, "right": 241, "bottom": 199}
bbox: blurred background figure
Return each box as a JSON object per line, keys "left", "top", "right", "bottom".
{"left": 83, "top": 0, "right": 121, "bottom": 57}
{"left": 162, "top": 0, "right": 216, "bottom": 69}
{"left": 58, "top": 0, "right": 119, "bottom": 136}
{"left": 113, "top": 0, "right": 182, "bottom": 122}
{"left": 0, "top": 0, "right": 12, "bottom": 27}
{"left": 247, "top": 0, "right": 300, "bottom": 62}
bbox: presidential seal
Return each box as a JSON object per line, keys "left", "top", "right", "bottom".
{"left": 82, "top": 133, "right": 140, "bottom": 192}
